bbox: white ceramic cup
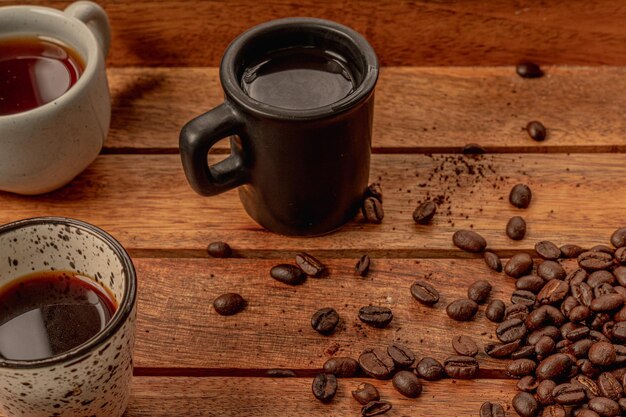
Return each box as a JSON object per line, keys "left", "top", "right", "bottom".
{"left": 0, "top": 1, "right": 111, "bottom": 195}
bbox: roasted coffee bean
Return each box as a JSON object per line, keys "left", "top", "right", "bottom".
{"left": 536, "top": 241, "right": 562, "bottom": 260}
{"left": 452, "top": 230, "right": 487, "bottom": 253}
{"left": 596, "top": 283, "right": 618, "bottom": 299}
{"left": 612, "top": 322, "right": 626, "bottom": 342}
{"left": 537, "top": 354, "right": 574, "bottom": 380}
{"left": 552, "top": 383, "right": 586, "bottom": 405}
{"left": 588, "top": 271, "right": 616, "bottom": 288}
{"left": 392, "top": 370, "right": 422, "bottom": 398}
{"left": 569, "top": 305, "right": 592, "bottom": 323}
{"left": 446, "top": 299, "right": 478, "bottom": 321}
{"left": 518, "top": 275, "right": 546, "bottom": 294}
{"left": 311, "top": 373, "right": 337, "bottom": 403}
{"left": 359, "top": 348, "right": 395, "bottom": 379}
{"left": 615, "top": 247, "right": 626, "bottom": 265}
{"left": 497, "top": 318, "right": 527, "bottom": 343}
{"left": 538, "top": 261, "right": 567, "bottom": 281}
{"left": 366, "top": 182, "right": 383, "bottom": 202}
{"left": 506, "top": 304, "right": 530, "bottom": 321}
{"left": 265, "top": 369, "right": 296, "bottom": 377}
{"left": 486, "top": 299, "right": 506, "bottom": 322}
{"left": 591, "top": 313, "right": 612, "bottom": 331}
{"left": 535, "top": 335, "right": 556, "bottom": 359}
{"left": 603, "top": 321, "right": 616, "bottom": 340}
{"left": 591, "top": 294, "right": 624, "bottom": 312}
{"left": 611, "top": 227, "right": 626, "bottom": 248}
{"left": 567, "top": 269, "right": 589, "bottom": 285}
{"left": 614, "top": 286, "right": 626, "bottom": 299}
{"left": 387, "top": 343, "right": 415, "bottom": 368}
{"left": 561, "top": 296, "right": 580, "bottom": 317}
{"left": 484, "top": 251, "right": 503, "bottom": 272}
{"left": 505, "top": 253, "right": 534, "bottom": 278}
{"left": 361, "top": 400, "right": 392, "bottom": 416}
{"left": 506, "top": 358, "right": 538, "bottom": 378}
{"left": 311, "top": 307, "right": 340, "bottom": 334}
{"left": 295, "top": 252, "right": 325, "bottom": 277}
{"left": 571, "top": 374, "right": 600, "bottom": 399}
{"left": 358, "top": 306, "right": 393, "bottom": 328}
{"left": 528, "top": 326, "right": 561, "bottom": 345}
{"left": 615, "top": 344, "right": 626, "bottom": 364}
{"left": 578, "top": 251, "right": 614, "bottom": 272}
{"left": 614, "top": 305, "right": 626, "bottom": 322}
{"left": 362, "top": 197, "right": 384, "bottom": 223}
{"left": 410, "top": 280, "right": 439, "bottom": 306}
{"left": 355, "top": 255, "right": 371, "bottom": 277}
{"left": 512, "top": 290, "right": 537, "bottom": 307}
{"left": 479, "top": 401, "right": 505, "bottom": 417}
{"left": 452, "top": 335, "right": 478, "bottom": 357}
{"left": 518, "top": 375, "right": 539, "bottom": 392}
{"left": 413, "top": 200, "right": 436, "bottom": 224}
{"left": 577, "top": 410, "right": 601, "bottom": 417}
{"left": 468, "top": 280, "right": 492, "bottom": 304}
{"left": 588, "top": 397, "right": 620, "bottom": 417}
{"left": 270, "top": 264, "right": 306, "bottom": 285}
{"left": 570, "top": 339, "right": 594, "bottom": 358}
{"left": 415, "top": 357, "right": 444, "bottom": 381}
{"left": 526, "top": 121, "right": 547, "bottom": 142}
{"left": 537, "top": 280, "right": 569, "bottom": 306}
{"left": 507, "top": 216, "right": 527, "bottom": 240}
{"left": 562, "top": 322, "right": 590, "bottom": 341}
{"left": 443, "top": 355, "right": 479, "bottom": 379}
{"left": 323, "top": 357, "right": 359, "bottom": 377}
{"left": 597, "top": 372, "right": 623, "bottom": 401}
{"left": 542, "top": 405, "right": 566, "bottom": 417}
{"left": 512, "top": 391, "right": 539, "bottom": 417}
{"left": 537, "top": 379, "right": 557, "bottom": 405}
{"left": 561, "top": 244, "right": 586, "bottom": 259}
{"left": 517, "top": 62, "right": 543, "bottom": 78}
{"left": 213, "top": 293, "right": 247, "bottom": 316}
{"left": 352, "top": 382, "right": 379, "bottom": 405}
{"left": 619, "top": 398, "right": 626, "bottom": 412}
{"left": 512, "top": 345, "right": 536, "bottom": 360}
{"left": 589, "top": 342, "right": 616, "bottom": 366}
{"left": 207, "top": 241, "right": 232, "bottom": 258}
{"left": 510, "top": 184, "right": 532, "bottom": 209}
{"left": 592, "top": 244, "right": 615, "bottom": 255}
{"left": 485, "top": 340, "right": 522, "bottom": 358}
{"left": 572, "top": 283, "right": 594, "bottom": 307}
{"left": 615, "top": 267, "right": 626, "bottom": 286}
{"left": 579, "top": 359, "right": 602, "bottom": 378}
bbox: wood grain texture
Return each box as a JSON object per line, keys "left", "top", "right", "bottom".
{"left": 123, "top": 377, "right": 518, "bottom": 417}
{"left": 4, "top": 1, "right": 626, "bottom": 66}
{"left": 105, "top": 66, "right": 626, "bottom": 152}
{"left": 133, "top": 258, "right": 519, "bottom": 371}
{"left": 0, "top": 153, "right": 623, "bottom": 254}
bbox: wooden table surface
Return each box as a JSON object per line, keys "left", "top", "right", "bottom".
{"left": 2, "top": 1, "right": 626, "bottom": 416}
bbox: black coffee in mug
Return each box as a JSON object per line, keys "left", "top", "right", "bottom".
{"left": 180, "top": 18, "right": 379, "bottom": 236}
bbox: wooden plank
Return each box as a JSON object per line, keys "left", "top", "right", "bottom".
{"left": 0, "top": 153, "right": 623, "bottom": 254}
{"left": 105, "top": 66, "right": 626, "bottom": 152}
{"left": 5, "top": 1, "right": 626, "bottom": 66}
{"left": 133, "top": 258, "right": 516, "bottom": 371}
{"left": 122, "top": 377, "right": 518, "bottom": 417}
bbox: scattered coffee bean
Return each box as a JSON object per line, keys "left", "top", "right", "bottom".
{"left": 311, "top": 373, "right": 337, "bottom": 403}
{"left": 486, "top": 299, "right": 506, "bottom": 322}
{"left": 265, "top": 369, "right": 296, "bottom": 377}
{"left": 507, "top": 216, "right": 527, "bottom": 240}
{"left": 497, "top": 318, "right": 527, "bottom": 343}
{"left": 588, "top": 397, "right": 620, "bottom": 417}
{"left": 577, "top": 410, "right": 601, "bottom": 417}
{"left": 410, "top": 280, "right": 439, "bottom": 306}
{"left": 552, "top": 383, "right": 586, "bottom": 405}
{"left": 479, "top": 401, "right": 505, "bottom": 417}
{"left": 597, "top": 372, "right": 623, "bottom": 401}
{"left": 536, "top": 353, "right": 574, "bottom": 380}
{"left": 446, "top": 299, "right": 479, "bottom": 321}
{"left": 542, "top": 405, "right": 566, "bottom": 417}
{"left": 213, "top": 293, "right": 246, "bottom": 316}
{"left": 591, "top": 294, "right": 624, "bottom": 312}
{"left": 592, "top": 245, "right": 616, "bottom": 255}
{"left": 534, "top": 241, "right": 561, "bottom": 261}
{"left": 511, "top": 345, "right": 536, "bottom": 360}
{"left": 359, "top": 348, "right": 395, "bottom": 379}
{"left": 507, "top": 359, "right": 538, "bottom": 378}
{"left": 589, "top": 342, "right": 616, "bottom": 366}
{"left": 387, "top": 343, "right": 415, "bottom": 368}
{"left": 505, "top": 253, "right": 534, "bottom": 278}
{"left": 352, "top": 383, "right": 379, "bottom": 405}
{"left": 578, "top": 251, "right": 614, "bottom": 272}
{"left": 561, "top": 244, "right": 586, "bottom": 259}
{"left": 295, "top": 252, "right": 325, "bottom": 277}
{"left": 207, "top": 241, "right": 232, "bottom": 258}
{"left": 311, "top": 308, "right": 340, "bottom": 335}
{"left": 517, "top": 375, "right": 539, "bottom": 392}
{"left": 270, "top": 264, "right": 305, "bottom": 285}
{"left": 468, "top": 280, "right": 492, "bottom": 304}
{"left": 517, "top": 274, "right": 546, "bottom": 293}
{"left": 571, "top": 374, "right": 600, "bottom": 398}
{"left": 526, "top": 121, "right": 547, "bottom": 141}
{"left": 535, "top": 336, "right": 556, "bottom": 359}
{"left": 362, "top": 197, "right": 384, "bottom": 223}
{"left": 444, "top": 355, "right": 479, "bottom": 379}
{"left": 516, "top": 62, "right": 543, "bottom": 78}
{"left": 452, "top": 335, "right": 479, "bottom": 357}
{"left": 484, "top": 251, "right": 503, "bottom": 272}
{"left": 415, "top": 357, "right": 445, "bottom": 381}
{"left": 511, "top": 289, "right": 537, "bottom": 307}
{"left": 510, "top": 184, "right": 532, "bottom": 209}
{"left": 506, "top": 304, "right": 530, "bottom": 321}
{"left": 538, "top": 261, "right": 567, "bottom": 281}
{"left": 537, "top": 279, "right": 569, "bottom": 305}
{"left": 611, "top": 227, "right": 626, "bottom": 248}
{"left": 536, "top": 379, "right": 557, "bottom": 405}
{"left": 323, "top": 357, "right": 359, "bottom": 377}
{"left": 512, "top": 391, "right": 539, "bottom": 417}
{"left": 361, "top": 400, "right": 392, "bottom": 416}
{"left": 355, "top": 255, "right": 371, "bottom": 277}
{"left": 392, "top": 370, "right": 422, "bottom": 398}
{"left": 616, "top": 247, "right": 626, "bottom": 265}
{"left": 413, "top": 200, "right": 437, "bottom": 224}
{"left": 358, "top": 306, "right": 393, "bottom": 328}
{"left": 366, "top": 182, "right": 383, "bottom": 202}
{"left": 453, "top": 229, "right": 487, "bottom": 252}
{"left": 485, "top": 340, "right": 522, "bottom": 358}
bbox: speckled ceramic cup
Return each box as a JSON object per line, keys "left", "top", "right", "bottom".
{"left": 0, "top": 217, "right": 137, "bottom": 417}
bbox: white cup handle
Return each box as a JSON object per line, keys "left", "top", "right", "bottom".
{"left": 64, "top": 1, "right": 111, "bottom": 58}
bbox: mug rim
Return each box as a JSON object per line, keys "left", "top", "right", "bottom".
{"left": 0, "top": 217, "right": 137, "bottom": 369}
{"left": 0, "top": 5, "right": 101, "bottom": 121}
{"left": 220, "top": 17, "right": 379, "bottom": 121}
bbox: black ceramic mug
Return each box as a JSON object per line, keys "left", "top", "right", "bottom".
{"left": 179, "top": 17, "right": 378, "bottom": 236}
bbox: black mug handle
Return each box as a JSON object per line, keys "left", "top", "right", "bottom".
{"left": 179, "top": 103, "right": 248, "bottom": 196}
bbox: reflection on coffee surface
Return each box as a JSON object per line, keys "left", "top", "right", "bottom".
{"left": 0, "top": 36, "right": 84, "bottom": 116}
{"left": 241, "top": 47, "right": 355, "bottom": 110}
{"left": 0, "top": 271, "right": 116, "bottom": 361}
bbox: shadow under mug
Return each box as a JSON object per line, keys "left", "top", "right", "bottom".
{"left": 180, "top": 18, "right": 379, "bottom": 236}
